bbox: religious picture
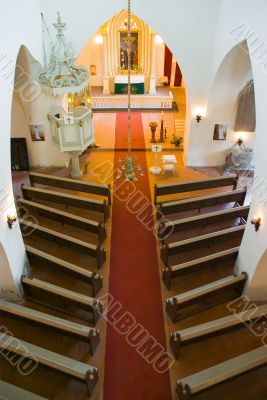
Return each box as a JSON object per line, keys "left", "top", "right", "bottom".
{"left": 90, "top": 64, "right": 96, "bottom": 75}
{"left": 29, "top": 125, "right": 45, "bottom": 141}
{"left": 213, "top": 123, "right": 228, "bottom": 140}
{"left": 120, "top": 32, "right": 138, "bottom": 70}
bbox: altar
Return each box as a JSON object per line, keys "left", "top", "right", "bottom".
{"left": 114, "top": 74, "right": 145, "bottom": 94}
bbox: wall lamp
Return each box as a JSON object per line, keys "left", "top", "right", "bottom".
{"left": 251, "top": 217, "right": 261, "bottom": 232}
{"left": 195, "top": 107, "right": 205, "bottom": 125}
{"left": 196, "top": 114, "right": 202, "bottom": 124}
{"left": 7, "top": 214, "right": 17, "bottom": 229}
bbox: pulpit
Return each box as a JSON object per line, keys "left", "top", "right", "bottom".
{"left": 48, "top": 106, "right": 95, "bottom": 178}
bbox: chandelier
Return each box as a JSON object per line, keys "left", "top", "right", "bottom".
{"left": 117, "top": 0, "right": 144, "bottom": 182}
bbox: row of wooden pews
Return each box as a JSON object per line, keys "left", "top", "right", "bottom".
{"left": 154, "top": 173, "right": 267, "bottom": 398}
{"left": 2, "top": 171, "right": 112, "bottom": 397}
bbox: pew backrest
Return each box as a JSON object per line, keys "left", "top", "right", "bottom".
{"left": 0, "top": 334, "right": 98, "bottom": 395}
{"left": 0, "top": 380, "right": 48, "bottom": 400}
{"left": 161, "top": 225, "right": 245, "bottom": 266}
{"left": 20, "top": 218, "right": 106, "bottom": 269}
{"left": 162, "top": 247, "right": 240, "bottom": 289}
{"left": 21, "top": 185, "right": 110, "bottom": 221}
{"left": 17, "top": 197, "right": 106, "bottom": 243}
{"left": 159, "top": 205, "right": 250, "bottom": 240}
{"left": 29, "top": 172, "right": 111, "bottom": 205}
{"left": 158, "top": 188, "right": 247, "bottom": 217}
{"left": 0, "top": 299, "right": 98, "bottom": 342}
{"left": 176, "top": 345, "right": 267, "bottom": 398}
{"left": 154, "top": 174, "right": 239, "bottom": 204}
{"left": 25, "top": 244, "right": 103, "bottom": 296}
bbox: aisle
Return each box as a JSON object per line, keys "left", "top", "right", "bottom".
{"left": 103, "top": 112, "right": 172, "bottom": 400}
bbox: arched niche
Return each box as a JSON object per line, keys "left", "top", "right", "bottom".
{"left": 0, "top": 242, "right": 22, "bottom": 301}
{"left": 206, "top": 40, "right": 255, "bottom": 165}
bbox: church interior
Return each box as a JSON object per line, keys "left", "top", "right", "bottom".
{"left": 0, "top": 1, "right": 267, "bottom": 399}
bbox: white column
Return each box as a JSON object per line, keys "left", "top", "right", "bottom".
{"left": 149, "top": 31, "right": 157, "bottom": 95}
{"left": 70, "top": 152, "right": 82, "bottom": 179}
{"left": 102, "top": 31, "right": 110, "bottom": 95}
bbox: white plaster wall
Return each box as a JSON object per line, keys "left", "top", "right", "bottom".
{"left": 78, "top": 30, "right": 105, "bottom": 87}
{"left": 0, "top": 0, "right": 43, "bottom": 297}
{"left": 11, "top": 46, "right": 70, "bottom": 168}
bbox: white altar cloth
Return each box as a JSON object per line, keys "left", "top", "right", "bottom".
{"left": 115, "top": 74, "right": 145, "bottom": 84}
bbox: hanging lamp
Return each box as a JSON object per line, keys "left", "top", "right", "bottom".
{"left": 117, "top": 0, "right": 144, "bottom": 181}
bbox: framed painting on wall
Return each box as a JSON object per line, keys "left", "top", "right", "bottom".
{"left": 119, "top": 32, "right": 139, "bottom": 70}
{"left": 213, "top": 123, "right": 228, "bottom": 140}
{"left": 29, "top": 125, "right": 45, "bottom": 141}
{"left": 90, "top": 64, "right": 96, "bottom": 75}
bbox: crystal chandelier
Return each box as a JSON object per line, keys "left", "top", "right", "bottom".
{"left": 117, "top": 0, "right": 144, "bottom": 182}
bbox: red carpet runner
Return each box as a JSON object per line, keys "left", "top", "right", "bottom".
{"left": 103, "top": 112, "right": 172, "bottom": 400}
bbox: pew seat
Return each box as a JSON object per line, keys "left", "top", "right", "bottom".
{"left": 161, "top": 225, "right": 245, "bottom": 267}
{"left": 176, "top": 345, "right": 267, "bottom": 399}
{"left": 20, "top": 218, "right": 106, "bottom": 269}
{"left": 0, "top": 380, "right": 48, "bottom": 400}
{"left": 171, "top": 303, "right": 267, "bottom": 359}
{"left": 159, "top": 205, "right": 250, "bottom": 242}
{"left": 17, "top": 197, "right": 107, "bottom": 244}
{"left": 29, "top": 171, "right": 111, "bottom": 205}
{"left": 157, "top": 188, "right": 247, "bottom": 219}
{"left": 21, "top": 184, "right": 110, "bottom": 222}
{"left": 166, "top": 273, "right": 247, "bottom": 322}
{"left": 25, "top": 245, "right": 103, "bottom": 296}
{"left": 154, "top": 174, "right": 238, "bottom": 205}
{"left": 162, "top": 247, "right": 240, "bottom": 290}
{"left": 0, "top": 334, "right": 98, "bottom": 396}
{"left": 0, "top": 299, "right": 100, "bottom": 355}
{"left": 21, "top": 276, "right": 103, "bottom": 325}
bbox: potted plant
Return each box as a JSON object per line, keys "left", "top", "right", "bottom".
{"left": 171, "top": 134, "right": 184, "bottom": 147}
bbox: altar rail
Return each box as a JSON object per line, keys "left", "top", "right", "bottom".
{"left": 91, "top": 92, "right": 174, "bottom": 110}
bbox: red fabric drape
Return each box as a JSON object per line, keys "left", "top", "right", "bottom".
{"left": 164, "top": 45, "right": 172, "bottom": 84}
{"left": 174, "top": 63, "right": 182, "bottom": 87}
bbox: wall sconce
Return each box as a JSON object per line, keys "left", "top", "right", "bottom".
{"left": 194, "top": 107, "right": 205, "bottom": 125}
{"left": 237, "top": 137, "right": 244, "bottom": 146}
{"left": 196, "top": 114, "right": 202, "bottom": 124}
{"left": 251, "top": 217, "right": 261, "bottom": 232}
{"left": 7, "top": 215, "right": 17, "bottom": 229}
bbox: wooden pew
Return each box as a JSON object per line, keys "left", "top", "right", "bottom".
{"left": 158, "top": 205, "right": 250, "bottom": 241}
{"left": 0, "top": 380, "right": 48, "bottom": 400}
{"left": 19, "top": 218, "right": 106, "bottom": 269}
{"left": 171, "top": 303, "right": 267, "bottom": 359}
{"left": 161, "top": 225, "right": 245, "bottom": 267}
{"left": 157, "top": 188, "right": 247, "bottom": 218}
{"left": 154, "top": 174, "right": 239, "bottom": 205}
{"left": 154, "top": 174, "right": 238, "bottom": 205}
{"left": 166, "top": 273, "right": 247, "bottom": 322}
{"left": 0, "top": 299, "right": 100, "bottom": 355}
{"left": 0, "top": 334, "right": 98, "bottom": 396}
{"left": 176, "top": 345, "right": 267, "bottom": 399}
{"left": 17, "top": 197, "right": 107, "bottom": 244}
{"left": 21, "top": 276, "right": 103, "bottom": 325}
{"left": 29, "top": 171, "right": 111, "bottom": 205}
{"left": 162, "top": 247, "right": 240, "bottom": 290}
{"left": 25, "top": 245, "right": 103, "bottom": 297}
{"left": 21, "top": 184, "right": 110, "bottom": 222}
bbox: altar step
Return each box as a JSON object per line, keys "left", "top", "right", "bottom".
{"left": 174, "top": 118, "right": 185, "bottom": 137}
